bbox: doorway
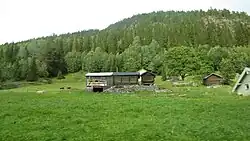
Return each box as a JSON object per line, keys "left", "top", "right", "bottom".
{"left": 93, "top": 87, "right": 103, "bottom": 92}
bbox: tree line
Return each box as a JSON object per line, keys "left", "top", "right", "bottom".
{"left": 0, "top": 9, "right": 249, "bottom": 83}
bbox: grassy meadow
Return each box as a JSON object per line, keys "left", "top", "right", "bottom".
{"left": 1, "top": 74, "right": 250, "bottom": 141}
{"left": 7, "top": 72, "right": 86, "bottom": 93}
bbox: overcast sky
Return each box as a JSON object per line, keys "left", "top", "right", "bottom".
{"left": 0, "top": 0, "right": 249, "bottom": 44}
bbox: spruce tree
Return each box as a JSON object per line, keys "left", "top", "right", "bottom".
{"left": 26, "top": 57, "right": 38, "bottom": 81}
{"left": 161, "top": 66, "right": 167, "bottom": 81}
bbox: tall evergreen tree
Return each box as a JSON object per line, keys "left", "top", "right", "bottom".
{"left": 161, "top": 66, "right": 167, "bottom": 81}
{"left": 26, "top": 57, "right": 38, "bottom": 81}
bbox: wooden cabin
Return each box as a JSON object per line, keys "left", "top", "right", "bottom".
{"left": 138, "top": 69, "right": 156, "bottom": 85}
{"left": 203, "top": 73, "right": 224, "bottom": 86}
{"left": 85, "top": 72, "right": 114, "bottom": 92}
{"left": 85, "top": 72, "right": 140, "bottom": 92}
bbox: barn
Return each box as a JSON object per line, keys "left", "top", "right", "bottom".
{"left": 85, "top": 72, "right": 140, "bottom": 92}
{"left": 203, "top": 73, "right": 224, "bottom": 86}
{"left": 138, "top": 69, "right": 156, "bottom": 85}
{"left": 85, "top": 72, "right": 114, "bottom": 92}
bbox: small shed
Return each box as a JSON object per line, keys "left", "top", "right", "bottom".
{"left": 203, "top": 73, "right": 224, "bottom": 86}
{"left": 113, "top": 72, "right": 140, "bottom": 85}
{"left": 232, "top": 67, "right": 250, "bottom": 96}
{"left": 138, "top": 69, "right": 156, "bottom": 85}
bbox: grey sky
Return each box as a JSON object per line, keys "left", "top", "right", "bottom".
{"left": 0, "top": 0, "right": 249, "bottom": 44}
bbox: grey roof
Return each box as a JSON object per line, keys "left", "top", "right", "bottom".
{"left": 85, "top": 72, "right": 140, "bottom": 77}
{"left": 203, "top": 73, "right": 223, "bottom": 80}
{"left": 113, "top": 72, "right": 140, "bottom": 76}
{"left": 232, "top": 67, "right": 250, "bottom": 92}
{"left": 85, "top": 72, "right": 113, "bottom": 77}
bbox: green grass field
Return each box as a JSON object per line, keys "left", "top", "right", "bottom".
{"left": 7, "top": 72, "right": 86, "bottom": 93}
{"left": 1, "top": 74, "right": 250, "bottom": 141}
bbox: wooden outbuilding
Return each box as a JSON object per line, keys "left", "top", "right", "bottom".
{"left": 138, "top": 69, "right": 156, "bottom": 85}
{"left": 85, "top": 72, "right": 140, "bottom": 92}
{"left": 85, "top": 72, "right": 114, "bottom": 92}
{"left": 203, "top": 73, "right": 224, "bottom": 86}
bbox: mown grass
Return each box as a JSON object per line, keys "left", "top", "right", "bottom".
{"left": 1, "top": 84, "right": 250, "bottom": 141}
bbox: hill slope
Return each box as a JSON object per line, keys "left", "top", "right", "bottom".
{"left": 0, "top": 9, "right": 250, "bottom": 83}
{"left": 1, "top": 86, "right": 250, "bottom": 141}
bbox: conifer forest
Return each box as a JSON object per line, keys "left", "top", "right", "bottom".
{"left": 0, "top": 9, "right": 250, "bottom": 82}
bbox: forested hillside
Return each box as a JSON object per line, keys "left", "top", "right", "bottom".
{"left": 0, "top": 9, "right": 250, "bottom": 83}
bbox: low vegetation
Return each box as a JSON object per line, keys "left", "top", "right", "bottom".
{"left": 1, "top": 74, "right": 250, "bottom": 141}
{"left": 7, "top": 72, "right": 86, "bottom": 93}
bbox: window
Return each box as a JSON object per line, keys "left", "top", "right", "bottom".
{"left": 245, "top": 84, "right": 249, "bottom": 90}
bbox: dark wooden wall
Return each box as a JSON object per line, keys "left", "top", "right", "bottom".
{"left": 203, "top": 75, "right": 223, "bottom": 86}
{"left": 114, "top": 76, "right": 139, "bottom": 85}
{"left": 141, "top": 73, "right": 155, "bottom": 85}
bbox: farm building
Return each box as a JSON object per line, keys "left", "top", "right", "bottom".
{"left": 138, "top": 69, "right": 156, "bottom": 85}
{"left": 203, "top": 73, "right": 224, "bottom": 86}
{"left": 85, "top": 72, "right": 114, "bottom": 92}
{"left": 85, "top": 72, "right": 140, "bottom": 92}
{"left": 232, "top": 67, "right": 250, "bottom": 96}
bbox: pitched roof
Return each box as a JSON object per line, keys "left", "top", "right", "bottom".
{"left": 85, "top": 72, "right": 113, "bottom": 77}
{"left": 138, "top": 69, "right": 147, "bottom": 75}
{"left": 203, "top": 73, "right": 223, "bottom": 80}
{"left": 232, "top": 67, "right": 250, "bottom": 92}
{"left": 138, "top": 68, "right": 156, "bottom": 76}
{"left": 113, "top": 72, "right": 140, "bottom": 76}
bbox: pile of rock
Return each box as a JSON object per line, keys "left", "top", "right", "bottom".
{"left": 103, "top": 85, "right": 171, "bottom": 94}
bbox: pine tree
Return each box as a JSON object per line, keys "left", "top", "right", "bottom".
{"left": 161, "top": 66, "right": 167, "bottom": 81}
{"left": 13, "top": 61, "right": 21, "bottom": 81}
{"left": 72, "top": 37, "right": 80, "bottom": 52}
{"left": 26, "top": 57, "right": 38, "bottom": 81}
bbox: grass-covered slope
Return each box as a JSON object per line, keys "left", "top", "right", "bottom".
{"left": 7, "top": 72, "right": 86, "bottom": 93}
{"left": 1, "top": 75, "right": 250, "bottom": 141}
